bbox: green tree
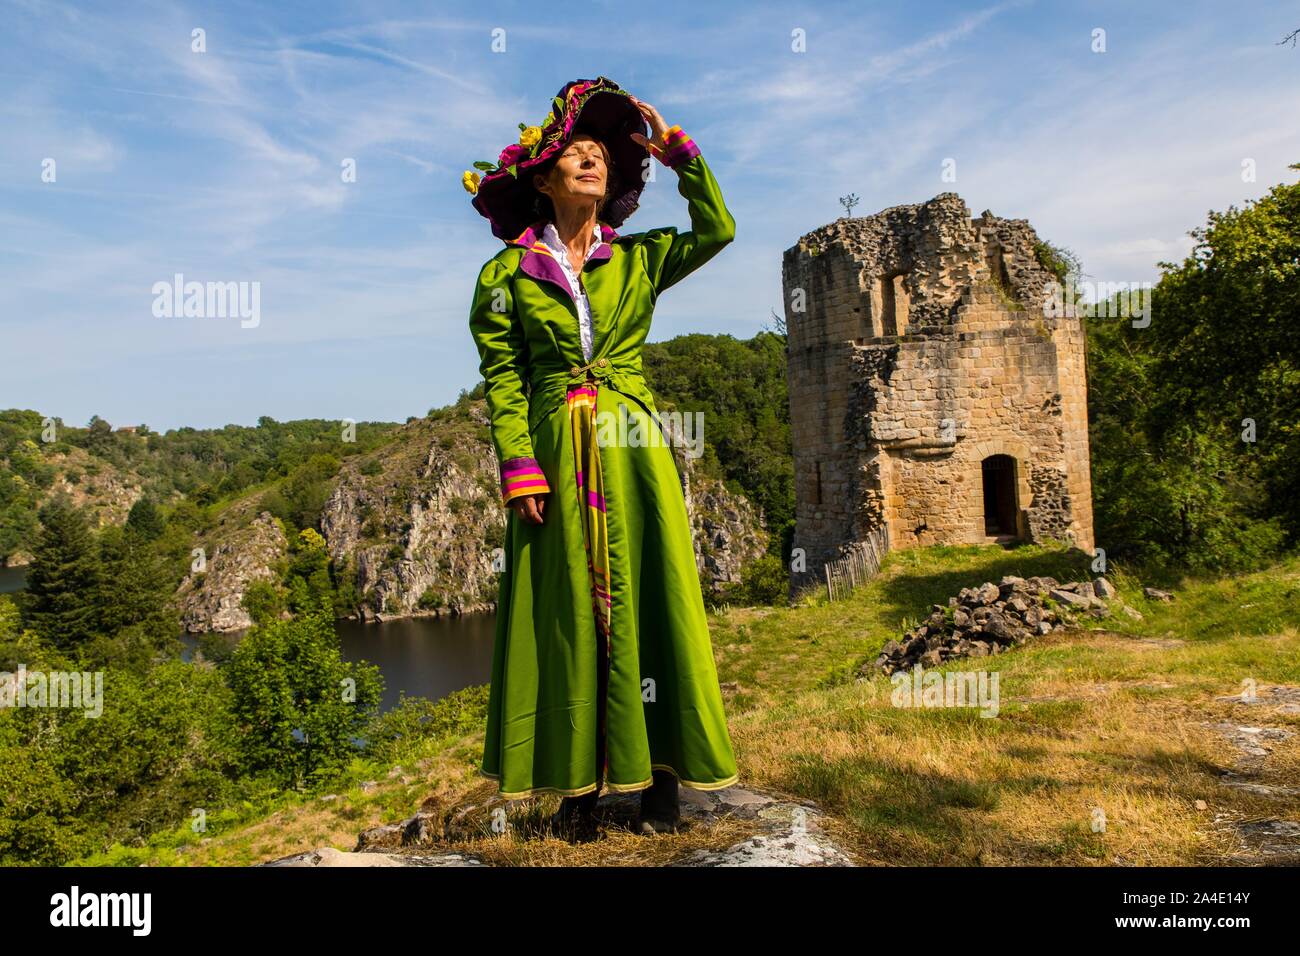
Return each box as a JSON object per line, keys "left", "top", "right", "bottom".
{"left": 0, "top": 659, "right": 243, "bottom": 865}
{"left": 224, "top": 606, "right": 383, "bottom": 788}
{"left": 93, "top": 525, "right": 182, "bottom": 666}
{"left": 124, "top": 497, "right": 165, "bottom": 542}
{"left": 24, "top": 496, "right": 103, "bottom": 649}
{"left": 1144, "top": 164, "right": 1300, "bottom": 544}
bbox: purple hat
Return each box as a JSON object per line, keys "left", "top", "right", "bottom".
{"left": 463, "top": 76, "right": 650, "bottom": 242}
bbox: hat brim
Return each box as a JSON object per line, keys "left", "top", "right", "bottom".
{"left": 472, "top": 87, "right": 649, "bottom": 241}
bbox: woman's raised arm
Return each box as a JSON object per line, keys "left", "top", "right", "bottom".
{"left": 628, "top": 99, "right": 736, "bottom": 295}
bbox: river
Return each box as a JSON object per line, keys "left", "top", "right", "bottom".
{"left": 2, "top": 566, "right": 495, "bottom": 714}
{"left": 178, "top": 613, "right": 497, "bottom": 714}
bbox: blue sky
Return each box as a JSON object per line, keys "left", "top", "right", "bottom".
{"left": 2, "top": 0, "right": 1298, "bottom": 431}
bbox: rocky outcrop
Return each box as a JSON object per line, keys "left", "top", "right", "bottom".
{"left": 320, "top": 416, "right": 505, "bottom": 621}
{"left": 319, "top": 405, "right": 771, "bottom": 621}
{"left": 866, "top": 574, "right": 1122, "bottom": 676}
{"left": 174, "top": 401, "right": 771, "bottom": 631}
{"left": 687, "top": 476, "right": 770, "bottom": 595}
{"left": 175, "top": 511, "right": 288, "bottom": 633}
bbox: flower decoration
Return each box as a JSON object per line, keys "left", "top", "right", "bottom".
{"left": 462, "top": 170, "right": 481, "bottom": 194}
{"left": 465, "top": 76, "right": 649, "bottom": 239}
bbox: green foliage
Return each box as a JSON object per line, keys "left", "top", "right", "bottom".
{"left": 707, "top": 553, "right": 790, "bottom": 608}
{"left": 1034, "top": 240, "right": 1082, "bottom": 286}
{"left": 124, "top": 497, "right": 165, "bottom": 542}
{"left": 0, "top": 411, "right": 402, "bottom": 563}
{"left": 360, "top": 684, "right": 489, "bottom": 765}
{"left": 241, "top": 579, "right": 286, "bottom": 627}
{"left": 1087, "top": 165, "right": 1300, "bottom": 567}
{"left": 89, "top": 524, "right": 182, "bottom": 668}
{"left": 0, "top": 659, "right": 244, "bottom": 865}
{"left": 261, "top": 453, "right": 342, "bottom": 534}
{"left": 24, "top": 496, "right": 103, "bottom": 650}
{"left": 223, "top": 606, "right": 383, "bottom": 789}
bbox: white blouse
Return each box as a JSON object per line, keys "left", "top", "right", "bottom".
{"left": 540, "top": 221, "right": 602, "bottom": 361}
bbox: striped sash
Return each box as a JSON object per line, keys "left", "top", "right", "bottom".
{"left": 566, "top": 379, "right": 612, "bottom": 652}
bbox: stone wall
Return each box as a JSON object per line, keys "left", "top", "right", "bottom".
{"left": 782, "top": 193, "right": 1095, "bottom": 592}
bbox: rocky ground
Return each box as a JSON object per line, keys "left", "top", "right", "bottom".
{"left": 1202, "top": 684, "right": 1300, "bottom": 864}
{"left": 260, "top": 783, "right": 859, "bottom": 867}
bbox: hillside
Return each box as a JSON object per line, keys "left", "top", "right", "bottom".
{"left": 175, "top": 396, "right": 769, "bottom": 631}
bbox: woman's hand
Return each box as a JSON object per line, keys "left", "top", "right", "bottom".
{"left": 510, "top": 493, "right": 546, "bottom": 525}
{"left": 628, "top": 96, "right": 670, "bottom": 153}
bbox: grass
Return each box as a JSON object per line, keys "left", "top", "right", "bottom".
{"left": 108, "top": 540, "right": 1300, "bottom": 867}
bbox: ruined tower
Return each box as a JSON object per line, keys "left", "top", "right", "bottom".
{"left": 782, "top": 193, "right": 1095, "bottom": 592}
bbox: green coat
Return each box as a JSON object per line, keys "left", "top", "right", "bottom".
{"left": 470, "top": 131, "right": 740, "bottom": 800}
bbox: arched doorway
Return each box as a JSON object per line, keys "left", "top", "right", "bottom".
{"left": 982, "top": 454, "right": 1019, "bottom": 537}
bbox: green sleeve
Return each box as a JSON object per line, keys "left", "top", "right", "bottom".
{"left": 468, "top": 255, "right": 551, "bottom": 507}
{"left": 637, "top": 131, "right": 736, "bottom": 295}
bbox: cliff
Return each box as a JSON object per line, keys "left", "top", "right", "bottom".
{"left": 176, "top": 399, "right": 769, "bottom": 631}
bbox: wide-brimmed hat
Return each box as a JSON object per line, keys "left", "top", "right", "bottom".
{"left": 463, "top": 76, "right": 649, "bottom": 241}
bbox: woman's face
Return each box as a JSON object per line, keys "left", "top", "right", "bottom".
{"left": 534, "top": 133, "right": 609, "bottom": 215}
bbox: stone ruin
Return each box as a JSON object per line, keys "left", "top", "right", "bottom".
{"left": 782, "top": 193, "right": 1095, "bottom": 593}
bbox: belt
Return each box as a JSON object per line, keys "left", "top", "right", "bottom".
{"left": 527, "top": 357, "right": 656, "bottom": 432}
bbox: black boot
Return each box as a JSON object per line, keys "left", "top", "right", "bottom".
{"left": 637, "top": 769, "right": 680, "bottom": 835}
{"left": 550, "top": 788, "right": 599, "bottom": 839}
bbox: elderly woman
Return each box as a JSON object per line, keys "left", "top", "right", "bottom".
{"left": 463, "top": 76, "right": 738, "bottom": 838}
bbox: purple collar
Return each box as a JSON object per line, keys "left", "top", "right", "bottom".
{"left": 508, "top": 219, "right": 620, "bottom": 249}
{"left": 507, "top": 219, "right": 618, "bottom": 303}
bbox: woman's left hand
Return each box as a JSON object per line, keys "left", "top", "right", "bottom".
{"left": 628, "top": 96, "right": 670, "bottom": 151}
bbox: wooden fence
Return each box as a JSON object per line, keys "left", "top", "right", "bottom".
{"left": 822, "top": 526, "right": 890, "bottom": 602}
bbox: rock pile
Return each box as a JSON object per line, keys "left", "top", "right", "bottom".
{"left": 867, "top": 575, "right": 1119, "bottom": 676}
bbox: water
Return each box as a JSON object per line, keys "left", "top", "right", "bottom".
{"left": 0, "top": 566, "right": 26, "bottom": 594}
{"left": 4, "top": 564, "right": 490, "bottom": 714}
{"left": 181, "top": 611, "right": 499, "bottom": 715}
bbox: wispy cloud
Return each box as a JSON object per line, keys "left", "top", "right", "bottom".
{"left": 2, "top": 0, "right": 1298, "bottom": 430}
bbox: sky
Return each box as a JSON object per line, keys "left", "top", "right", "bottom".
{"left": 2, "top": 0, "right": 1298, "bottom": 432}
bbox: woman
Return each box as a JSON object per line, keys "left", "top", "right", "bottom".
{"left": 463, "top": 76, "right": 738, "bottom": 838}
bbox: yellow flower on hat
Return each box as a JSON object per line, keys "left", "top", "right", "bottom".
{"left": 519, "top": 125, "right": 542, "bottom": 148}
{"left": 462, "top": 170, "right": 481, "bottom": 194}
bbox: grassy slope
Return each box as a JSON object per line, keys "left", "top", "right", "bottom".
{"left": 86, "top": 542, "right": 1300, "bottom": 867}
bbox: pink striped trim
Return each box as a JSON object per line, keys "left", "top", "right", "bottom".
{"left": 500, "top": 456, "right": 550, "bottom": 506}
{"left": 649, "top": 125, "right": 701, "bottom": 169}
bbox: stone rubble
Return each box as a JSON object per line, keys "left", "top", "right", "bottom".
{"left": 866, "top": 574, "right": 1124, "bottom": 676}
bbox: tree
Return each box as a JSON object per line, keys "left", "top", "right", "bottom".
{"left": 84, "top": 416, "right": 114, "bottom": 456}
{"left": 286, "top": 528, "right": 333, "bottom": 614}
{"left": 124, "top": 497, "right": 165, "bottom": 542}
{"left": 224, "top": 606, "right": 383, "bottom": 788}
{"left": 94, "top": 525, "right": 181, "bottom": 664}
{"left": 1145, "top": 164, "right": 1300, "bottom": 544}
{"left": 24, "top": 496, "right": 102, "bottom": 649}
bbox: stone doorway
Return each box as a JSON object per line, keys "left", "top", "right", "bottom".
{"left": 982, "top": 454, "right": 1019, "bottom": 537}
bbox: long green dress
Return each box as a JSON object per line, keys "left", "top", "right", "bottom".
{"left": 470, "top": 126, "right": 740, "bottom": 800}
